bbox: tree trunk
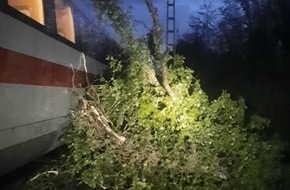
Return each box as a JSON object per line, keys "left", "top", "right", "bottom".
{"left": 144, "top": 0, "right": 176, "bottom": 102}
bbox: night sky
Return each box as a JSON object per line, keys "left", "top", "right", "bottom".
{"left": 122, "top": 0, "right": 224, "bottom": 36}
{"left": 72, "top": 0, "right": 224, "bottom": 39}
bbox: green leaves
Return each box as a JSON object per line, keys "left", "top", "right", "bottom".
{"left": 30, "top": 52, "right": 284, "bottom": 189}
{"left": 60, "top": 54, "right": 285, "bottom": 189}
{"left": 248, "top": 114, "right": 270, "bottom": 132}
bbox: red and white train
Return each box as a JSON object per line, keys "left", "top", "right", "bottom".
{"left": 0, "top": 0, "right": 106, "bottom": 176}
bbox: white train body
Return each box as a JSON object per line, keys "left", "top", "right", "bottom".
{"left": 0, "top": 0, "right": 105, "bottom": 176}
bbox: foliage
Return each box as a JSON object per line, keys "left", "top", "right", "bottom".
{"left": 63, "top": 53, "right": 284, "bottom": 189}
{"left": 177, "top": 0, "right": 290, "bottom": 142}
{"left": 28, "top": 1, "right": 287, "bottom": 189}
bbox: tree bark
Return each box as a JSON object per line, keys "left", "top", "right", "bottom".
{"left": 144, "top": 0, "right": 176, "bottom": 102}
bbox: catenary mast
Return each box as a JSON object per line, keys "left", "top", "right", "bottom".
{"left": 166, "top": 0, "right": 176, "bottom": 55}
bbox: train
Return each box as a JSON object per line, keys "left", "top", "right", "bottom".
{"left": 0, "top": 0, "right": 106, "bottom": 176}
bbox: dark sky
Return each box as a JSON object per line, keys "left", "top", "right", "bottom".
{"left": 122, "top": 0, "right": 224, "bottom": 36}
{"left": 71, "top": 0, "right": 224, "bottom": 41}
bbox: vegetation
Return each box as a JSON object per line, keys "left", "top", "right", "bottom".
{"left": 63, "top": 56, "right": 286, "bottom": 189}
{"left": 177, "top": 0, "right": 290, "bottom": 140}
{"left": 27, "top": 0, "right": 289, "bottom": 189}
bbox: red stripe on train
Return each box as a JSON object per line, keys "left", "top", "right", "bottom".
{"left": 0, "top": 47, "right": 94, "bottom": 87}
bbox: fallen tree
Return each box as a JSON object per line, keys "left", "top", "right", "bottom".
{"left": 27, "top": 0, "right": 288, "bottom": 189}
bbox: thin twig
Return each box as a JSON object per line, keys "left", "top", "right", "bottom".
{"left": 29, "top": 171, "right": 59, "bottom": 182}
{"left": 70, "top": 60, "right": 82, "bottom": 88}
{"left": 133, "top": 19, "right": 150, "bottom": 31}
{"left": 80, "top": 53, "right": 90, "bottom": 86}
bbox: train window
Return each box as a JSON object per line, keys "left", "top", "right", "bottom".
{"left": 55, "top": 0, "right": 75, "bottom": 43}
{"left": 8, "top": 0, "right": 44, "bottom": 25}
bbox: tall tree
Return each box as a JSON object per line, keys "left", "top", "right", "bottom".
{"left": 218, "top": 0, "right": 247, "bottom": 53}
{"left": 188, "top": 1, "right": 219, "bottom": 50}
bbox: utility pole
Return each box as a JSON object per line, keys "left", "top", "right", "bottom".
{"left": 166, "top": 0, "right": 176, "bottom": 55}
